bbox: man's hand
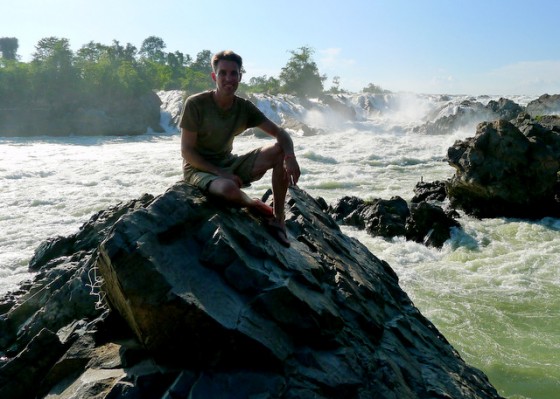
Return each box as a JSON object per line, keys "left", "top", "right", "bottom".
{"left": 219, "top": 171, "right": 244, "bottom": 187}
{"left": 284, "top": 156, "right": 300, "bottom": 186}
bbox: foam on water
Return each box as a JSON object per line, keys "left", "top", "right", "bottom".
{"left": 341, "top": 213, "right": 560, "bottom": 399}
{"left": 1, "top": 92, "right": 558, "bottom": 398}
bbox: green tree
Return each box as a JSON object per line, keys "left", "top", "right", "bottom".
{"left": 31, "top": 37, "right": 79, "bottom": 107}
{"left": 241, "top": 75, "right": 280, "bottom": 95}
{"left": 107, "top": 40, "right": 137, "bottom": 63}
{"left": 191, "top": 50, "right": 212, "bottom": 74}
{"left": 0, "top": 37, "right": 19, "bottom": 60}
{"left": 279, "top": 46, "right": 326, "bottom": 98}
{"left": 75, "top": 41, "right": 110, "bottom": 64}
{"left": 327, "top": 76, "right": 348, "bottom": 94}
{"left": 181, "top": 68, "right": 213, "bottom": 95}
{"left": 362, "top": 83, "right": 389, "bottom": 94}
{"left": 0, "top": 60, "right": 31, "bottom": 106}
{"left": 139, "top": 36, "right": 166, "bottom": 63}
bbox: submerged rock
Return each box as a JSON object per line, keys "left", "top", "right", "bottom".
{"left": 0, "top": 183, "right": 502, "bottom": 398}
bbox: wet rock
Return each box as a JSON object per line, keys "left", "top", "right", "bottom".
{"left": 328, "top": 194, "right": 459, "bottom": 248}
{"left": 526, "top": 93, "right": 560, "bottom": 116}
{"left": 413, "top": 98, "right": 523, "bottom": 135}
{"left": 406, "top": 202, "right": 461, "bottom": 247}
{"left": 446, "top": 119, "right": 560, "bottom": 218}
{"left": 0, "top": 183, "right": 502, "bottom": 398}
{"left": 412, "top": 180, "right": 448, "bottom": 203}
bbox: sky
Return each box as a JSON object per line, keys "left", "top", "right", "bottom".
{"left": 2, "top": 0, "right": 560, "bottom": 95}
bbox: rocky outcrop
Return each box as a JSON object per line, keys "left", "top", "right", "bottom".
{"left": 0, "top": 183, "right": 502, "bottom": 398}
{"left": 446, "top": 118, "right": 560, "bottom": 218}
{"left": 0, "top": 91, "right": 163, "bottom": 137}
{"left": 412, "top": 98, "right": 523, "bottom": 135}
{"left": 525, "top": 94, "right": 560, "bottom": 116}
{"left": 328, "top": 194, "right": 460, "bottom": 248}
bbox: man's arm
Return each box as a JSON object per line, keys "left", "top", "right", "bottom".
{"left": 258, "top": 119, "right": 295, "bottom": 156}
{"left": 258, "top": 119, "right": 300, "bottom": 185}
{"left": 181, "top": 127, "right": 243, "bottom": 186}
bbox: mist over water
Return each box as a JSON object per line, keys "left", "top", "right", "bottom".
{"left": 1, "top": 92, "right": 558, "bottom": 398}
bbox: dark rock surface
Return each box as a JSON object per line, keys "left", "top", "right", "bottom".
{"left": 446, "top": 118, "right": 560, "bottom": 218}
{"left": 0, "top": 183, "right": 502, "bottom": 398}
{"left": 327, "top": 195, "right": 460, "bottom": 248}
{"left": 412, "top": 98, "right": 524, "bottom": 135}
{"left": 525, "top": 94, "right": 560, "bottom": 116}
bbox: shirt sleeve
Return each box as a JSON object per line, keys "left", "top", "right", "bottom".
{"left": 179, "top": 96, "right": 200, "bottom": 131}
{"left": 245, "top": 99, "right": 267, "bottom": 128}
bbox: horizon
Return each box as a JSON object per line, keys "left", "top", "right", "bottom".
{"left": 2, "top": 0, "right": 560, "bottom": 96}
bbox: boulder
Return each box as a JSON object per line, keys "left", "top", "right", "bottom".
{"left": 485, "top": 97, "right": 524, "bottom": 121}
{"left": 362, "top": 196, "right": 410, "bottom": 238}
{"left": 328, "top": 194, "right": 459, "bottom": 248}
{"left": 413, "top": 99, "right": 495, "bottom": 135}
{"left": 446, "top": 119, "right": 560, "bottom": 218}
{"left": 411, "top": 180, "right": 447, "bottom": 203}
{"left": 526, "top": 93, "right": 560, "bottom": 116}
{"left": 406, "top": 202, "right": 461, "bottom": 247}
{"left": 0, "top": 183, "right": 502, "bottom": 398}
{"left": 413, "top": 98, "right": 523, "bottom": 135}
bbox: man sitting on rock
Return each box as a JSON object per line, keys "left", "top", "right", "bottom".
{"left": 180, "top": 50, "right": 300, "bottom": 247}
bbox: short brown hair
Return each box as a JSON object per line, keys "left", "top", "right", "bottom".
{"left": 211, "top": 50, "right": 243, "bottom": 72}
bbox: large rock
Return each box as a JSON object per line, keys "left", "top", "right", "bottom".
{"left": 327, "top": 195, "right": 459, "bottom": 248}
{"left": 0, "top": 183, "right": 503, "bottom": 398}
{"left": 96, "top": 183, "right": 499, "bottom": 398}
{"left": 0, "top": 92, "right": 163, "bottom": 137}
{"left": 446, "top": 119, "right": 560, "bottom": 217}
{"left": 412, "top": 98, "right": 523, "bottom": 135}
{"left": 525, "top": 93, "right": 560, "bottom": 116}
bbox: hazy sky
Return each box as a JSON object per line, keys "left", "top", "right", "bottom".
{"left": 3, "top": 0, "right": 559, "bottom": 95}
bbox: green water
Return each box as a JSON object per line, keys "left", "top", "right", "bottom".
{"left": 343, "top": 216, "right": 560, "bottom": 399}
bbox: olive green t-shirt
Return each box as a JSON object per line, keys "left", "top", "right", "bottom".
{"left": 179, "top": 91, "right": 267, "bottom": 162}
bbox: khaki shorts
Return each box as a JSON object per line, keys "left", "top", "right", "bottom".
{"left": 183, "top": 148, "right": 261, "bottom": 191}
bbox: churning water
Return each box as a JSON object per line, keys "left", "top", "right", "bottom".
{"left": 1, "top": 92, "right": 558, "bottom": 398}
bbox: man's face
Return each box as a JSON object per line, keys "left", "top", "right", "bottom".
{"left": 212, "top": 60, "right": 241, "bottom": 95}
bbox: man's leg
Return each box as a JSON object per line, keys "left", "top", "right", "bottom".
{"left": 251, "top": 143, "right": 289, "bottom": 223}
{"left": 207, "top": 177, "right": 253, "bottom": 207}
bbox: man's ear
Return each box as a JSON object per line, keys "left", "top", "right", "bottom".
{"left": 211, "top": 72, "right": 216, "bottom": 82}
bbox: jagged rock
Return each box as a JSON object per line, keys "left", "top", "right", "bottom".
{"left": 412, "top": 180, "right": 447, "bottom": 203}
{"left": 362, "top": 196, "right": 410, "bottom": 238}
{"left": 446, "top": 119, "right": 560, "bottom": 218}
{"left": 406, "top": 202, "right": 461, "bottom": 247}
{"left": 0, "top": 183, "right": 502, "bottom": 398}
{"left": 321, "top": 94, "right": 357, "bottom": 120}
{"left": 0, "top": 328, "right": 65, "bottom": 399}
{"left": 485, "top": 97, "right": 524, "bottom": 121}
{"left": 328, "top": 194, "right": 458, "bottom": 248}
{"left": 413, "top": 98, "right": 523, "bottom": 135}
{"left": 526, "top": 93, "right": 560, "bottom": 116}
{"left": 29, "top": 194, "right": 155, "bottom": 271}
{"left": 536, "top": 115, "right": 560, "bottom": 132}
{"left": 327, "top": 196, "right": 366, "bottom": 222}
{"left": 413, "top": 99, "right": 495, "bottom": 135}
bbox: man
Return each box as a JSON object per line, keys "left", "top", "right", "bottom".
{"left": 180, "top": 50, "right": 300, "bottom": 247}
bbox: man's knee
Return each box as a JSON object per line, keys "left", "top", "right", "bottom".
{"left": 208, "top": 178, "right": 240, "bottom": 200}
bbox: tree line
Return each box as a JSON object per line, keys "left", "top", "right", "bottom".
{"left": 0, "top": 36, "right": 388, "bottom": 110}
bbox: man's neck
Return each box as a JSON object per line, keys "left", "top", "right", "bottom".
{"left": 213, "top": 90, "right": 235, "bottom": 110}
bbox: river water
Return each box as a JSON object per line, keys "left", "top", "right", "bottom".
{"left": 0, "top": 92, "right": 558, "bottom": 398}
